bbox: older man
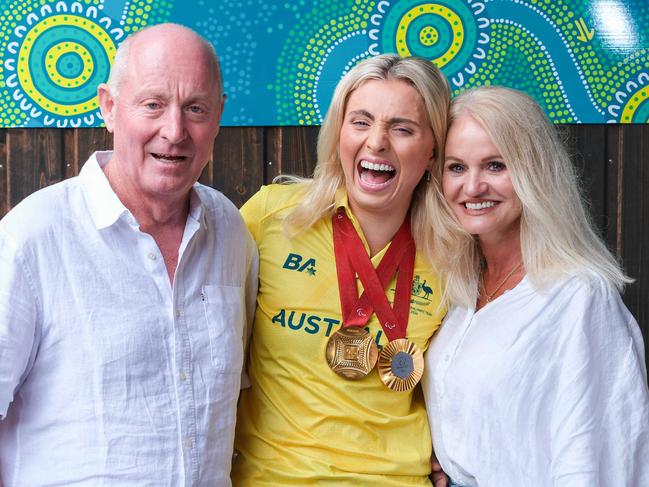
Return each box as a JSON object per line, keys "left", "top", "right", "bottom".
{"left": 0, "top": 24, "right": 257, "bottom": 485}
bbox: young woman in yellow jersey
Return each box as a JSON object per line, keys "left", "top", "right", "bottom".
{"left": 232, "top": 54, "right": 451, "bottom": 486}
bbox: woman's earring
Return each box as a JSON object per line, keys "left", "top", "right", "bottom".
{"left": 424, "top": 170, "right": 431, "bottom": 183}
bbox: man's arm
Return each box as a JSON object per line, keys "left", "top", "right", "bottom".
{"left": 240, "top": 230, "right": 259, "bottom": 389}
{"left": 0, "top": 230, "right": 39, "bottom": 419}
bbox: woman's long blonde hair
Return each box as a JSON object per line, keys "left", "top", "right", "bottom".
{"left": 283, "top": 54, "right": 451, "bottom": 262}
{"left": 426, "top": 86, "right": 631, "bottom": 306}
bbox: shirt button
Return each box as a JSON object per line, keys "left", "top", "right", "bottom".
{"left": 147, "top": 252, "right": 156, "bottom": 260}
{"left": 179, "top": 371, "right": 187, "bottom": 381}
{"left": 175, "top": 309, "right": 182, "bottom": 318}
{"left": 184, "top": 437, "right": 193, "bottom": 448}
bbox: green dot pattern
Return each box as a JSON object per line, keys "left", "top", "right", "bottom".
{"left": 274, "top": 0, "right": 376, "bottom": 125}
{"left": 122, "top": 0, "right": 171, "bottom": 34}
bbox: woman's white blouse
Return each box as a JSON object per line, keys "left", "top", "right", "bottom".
{"left": 423, "top": 274, "right": 649, "bottom": 487}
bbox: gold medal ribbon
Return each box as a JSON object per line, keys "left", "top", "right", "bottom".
{"left": 329, "top": 209, "right": 423, "bottom": 390}
{"left": 332, "top": 208, "right": 415, "bottom": 340}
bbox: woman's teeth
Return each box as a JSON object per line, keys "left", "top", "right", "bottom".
{"left": 465, "top": 201, "right": 495, "bottom": 210}
{"left": 360, "top": 160, "right": 394, "bottom": 172}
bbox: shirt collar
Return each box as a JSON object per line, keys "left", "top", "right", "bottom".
{"left": 334, "top": 187, "right": 351, "bottom": 214}
{"left": 187, "top": 186, "right": 204, "bottom": 225}
{"left": 80, "top": 151, "right": 205, "bottom": 230}
{"left": 80, "top": 151, "right": 130, "bottom": 230}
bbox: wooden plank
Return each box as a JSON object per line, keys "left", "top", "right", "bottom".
{"left": 6, "top": 128, "right": 65, "bottom": 209}
{"left": 38, "top": 129, "right": 66, "bottom": 186}
{"left": 560, "top": 124, "right": 608, "bottom": 235}
{"left": 7, "top": 130, "right": 35, "bottom": 209}
{"left": 605, "top": 125, "right": 623, "bottom": 255}
{"left": 210, "top": 126, "right": 265, "bottom": 208}
{"left": 264, "top": 126, "right": 319, "bottom": 182}
{"left": 64, "top": 128, "right": 113, "bottom": 178}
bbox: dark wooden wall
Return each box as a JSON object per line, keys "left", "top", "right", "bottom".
{"left": 1, "top": 125, "right": 648, "bottom": 376}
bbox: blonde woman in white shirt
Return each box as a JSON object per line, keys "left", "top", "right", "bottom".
{"left": 422, "top": 86, "right": 649, "bottom": 487}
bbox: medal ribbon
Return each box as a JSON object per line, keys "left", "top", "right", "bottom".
{"left": 332, "top": 208, "right": 416, "bottom": 342}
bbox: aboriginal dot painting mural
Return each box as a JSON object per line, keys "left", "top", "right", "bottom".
{"left": 0, "top": 0, "right": 647, "bottom": 127}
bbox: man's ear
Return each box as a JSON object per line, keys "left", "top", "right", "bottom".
{"left": 97, "top": 83, "right": 116, "bottom": 133}
{"left": 216, "top": 93, "right": 226, "bottom": 125}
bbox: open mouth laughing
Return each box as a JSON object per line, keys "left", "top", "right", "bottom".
{"left": 358, "top": 160, "right": 396, "bottom": 187}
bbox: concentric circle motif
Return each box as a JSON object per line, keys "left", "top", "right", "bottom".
{"left": 45, "top": 43, "right": 94, "bottom": 89}
{"left": 4, "top": 3, "right": 124, "bottom": 127}
{"left": 607, "top": 73, "right": 649, "bottom": 124}
{"left": 419, "top": 26, "right": 439, "bottom": 47}
{"left": 369, "top": 0, "right": 490, "bottom": 87}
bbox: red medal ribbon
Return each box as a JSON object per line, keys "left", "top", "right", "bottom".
{"left": 332, "top": 208, "right": 416, "bottom": 342}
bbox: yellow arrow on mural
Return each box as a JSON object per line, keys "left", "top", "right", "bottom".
{"left": 575, "top": 18, "right": 595, "bottom": 42}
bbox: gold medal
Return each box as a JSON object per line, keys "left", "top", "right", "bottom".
{"left": 378, "top": 338, "right": 424, "bottom": 392}
{"left": 325, "top": 327, "right": 379, "bottom": 380}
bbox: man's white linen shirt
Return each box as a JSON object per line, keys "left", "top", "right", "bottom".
{"left": 0, "top": 151, "right": 258, "bottom": 486}
{"left": 423, "top": 273, "right": 649, "bottom": 487}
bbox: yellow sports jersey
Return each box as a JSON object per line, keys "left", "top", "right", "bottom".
{"left": 232, "top": 184, "right": 446, "bottom": 486}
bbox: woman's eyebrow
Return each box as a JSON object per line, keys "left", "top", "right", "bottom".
{"left": 347, "top": 109, "right": 420, "bottom": 126}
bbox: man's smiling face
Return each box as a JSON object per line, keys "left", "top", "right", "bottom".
{"left": 99, "top": 26, "right": 223, "bottom": 204}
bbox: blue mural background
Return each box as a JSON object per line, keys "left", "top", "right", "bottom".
{"left": 0, "top": 0, "right": 647, "bottom": 127}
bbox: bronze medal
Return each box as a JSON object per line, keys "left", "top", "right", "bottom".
{"left": 326, "top": 327, "right": 379, "bottom": 380}
{"left": 378, "top": 338, "right": 424, "bottom": 392}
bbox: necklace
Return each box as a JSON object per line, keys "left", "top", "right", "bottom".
{"left": 481, "top": 261, "right": 523, "bottom": 303}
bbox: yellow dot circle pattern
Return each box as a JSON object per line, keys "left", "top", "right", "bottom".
{"left": 419, "top": 26, "right": 439, "bottom": 47}
{"left": 17, "top": 14, "right": 116, "bottom": 116}
{"left": 621, "top": 86, "right": 649, "bottom": 123}
{"left": 44, "top": 42, "right": 94, "bottom": 89}
{"left": 395, "top": 4, "right": 463, "bottom": 68}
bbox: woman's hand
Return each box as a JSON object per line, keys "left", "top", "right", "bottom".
{"left": 431, "top": 455, "right": 448, "bottom": 487}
